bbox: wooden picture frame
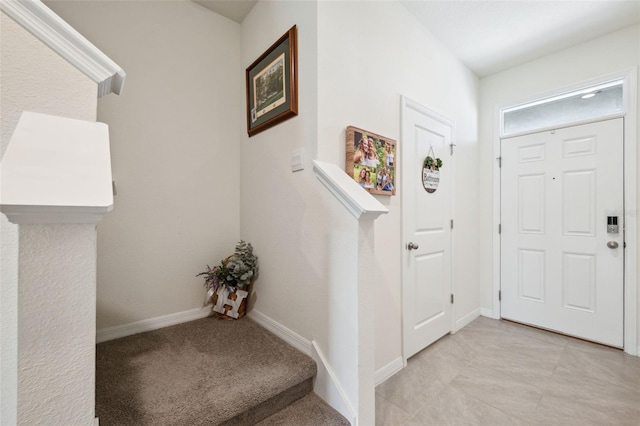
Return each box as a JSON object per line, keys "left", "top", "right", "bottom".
{"left": 346, "top": 126, "right": 397, "bottom": 196}
{"left": 245, "top": 25, "right": 298, "bottom": 137}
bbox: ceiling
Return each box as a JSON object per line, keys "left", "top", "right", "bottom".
{"left": 194, "top": 0, "right": 640, "bottom": 77}
{"left": 193, "top": 0, "right": 257, "bottom": 24}
{"left": 402, "top": 1, "right": 640, "bottom": 77}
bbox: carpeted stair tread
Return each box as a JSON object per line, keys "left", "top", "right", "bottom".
{"left": 256, "top": 393, "right": 351, "bottom": 426}
{"left": 96, "top": 317, "right": 317, "bottom": 425}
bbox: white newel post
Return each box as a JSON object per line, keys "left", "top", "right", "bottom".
{"left": 313, "top": 161, "right": 387, "bottom": 426}
{"left": 1, "top": 112, "right": 113, "bottom": 425}
{"left": 357, "top": 219, "right": 377, "bottom": 426}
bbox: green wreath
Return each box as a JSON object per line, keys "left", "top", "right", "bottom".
{"left": 423, "top": 156, "right": 443, "bottom": 170}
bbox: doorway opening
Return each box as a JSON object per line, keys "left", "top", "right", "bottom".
{"left": 492, "top": 68, "right": 638, "bottom": 355}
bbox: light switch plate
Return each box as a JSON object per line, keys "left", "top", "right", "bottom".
{"left": 291, "top": 148, "right": 304, "bottom": 172}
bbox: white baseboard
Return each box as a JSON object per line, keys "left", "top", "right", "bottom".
{"left": 455, "top": 308, "right": 481, "bottom": 332}
{"left": 375, "top": 356, "right": 404, "bottom": 386}
{"left": 247, "top": 310, "right": 353, "bottom": 423}
{"left": 312, "top": 341, "right": 356, "bottom": 426}
{"left": 480, "top": 307, "right": 498, "bottom": 319}
{"left": 247, "top": 309, "right": 313, "bottom": 357}
{"left": 96, "top": 307, "right": 210, "bottom": 343}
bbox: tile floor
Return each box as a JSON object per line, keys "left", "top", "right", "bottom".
{"left": 376, "top": 316, "right": 640, "bottom": 425}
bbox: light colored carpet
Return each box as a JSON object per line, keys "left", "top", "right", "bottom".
{"left": 96, "top": 316, "right": 318, "bottom": 425}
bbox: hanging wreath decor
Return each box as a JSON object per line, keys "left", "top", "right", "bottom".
{"left": 423, "top": 156, "right": 443, "bottom": 171}
{"left": 422, "top": 147, "right": 443, "bottom": 193}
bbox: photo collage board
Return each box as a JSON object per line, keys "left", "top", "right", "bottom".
{"left": 345, "top": 126, "right": 397, "bottom": 196}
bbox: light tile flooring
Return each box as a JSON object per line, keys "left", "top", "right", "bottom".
{"left": 376, "top": 317, "right": 640, "bottom": 425}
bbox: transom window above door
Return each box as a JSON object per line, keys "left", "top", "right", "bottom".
{"left": 502, "top": 79, "right": 624, "bottom": 137}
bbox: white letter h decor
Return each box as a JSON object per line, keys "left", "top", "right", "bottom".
{"left": 213, "top": 287, "right": 249, "bottom": 319}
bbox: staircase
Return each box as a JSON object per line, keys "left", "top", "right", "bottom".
{"left": 96, "top": 317, "right": 349, "bottom": 425}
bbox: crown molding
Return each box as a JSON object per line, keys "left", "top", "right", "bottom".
{"left": 0, "top": 0, "right": 126, "bottom": 97}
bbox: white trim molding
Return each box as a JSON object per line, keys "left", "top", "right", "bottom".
{"left": 454, "top": 308, "right": 481, "bottom": 332}
{"left": 0, "top": 0, "right": 126, "bottom": 97}
{"left": 247, "top": 310, "right": 357, "bottom": 422}
{"left": 312, "top": 341, "right": 357, "bottom": 425}
{"left": 312, "top": 160, "right": 388, "bottom": 220}
{"left": 480, "top": 308, "right": 497, "bottom": 319}
{"left": 247, "top": 309, "right": 313, "bottom": 357}
{"left": 375, "top": 357, "right": 404, "bottom": 386}
{"left": 97, "top": 307, "right": 211, "bottom": 343}
{"left": 0, "top": 112, "right": 113, "bottom": 225}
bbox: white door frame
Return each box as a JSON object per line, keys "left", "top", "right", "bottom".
{"left": 400, "top": 96, "right": 456, "bottom": 364}
{"left": 491, "top": 68, "right": 638, "bottom": 356}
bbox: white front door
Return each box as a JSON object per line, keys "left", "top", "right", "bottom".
{"left": 501, "top": 118, "right": 624, "bottom": 347}
{"left": 402, "top": 99, "right": 453, "bottom": 359}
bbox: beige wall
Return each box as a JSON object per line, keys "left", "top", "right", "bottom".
{"left": 479, "top": 24, "right": 640, "bottom": 352}
{"left": 0, "top": 12, "right": 98, "bottom": 424}
{"left": 46, "top": 1, "right": 243, "bottom": 328}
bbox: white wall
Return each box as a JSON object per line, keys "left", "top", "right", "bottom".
{"left": 240, "top": 0, "right": 479, "bottom": 379}
{"left": 478, "top": 25, "right": 640, "bottom": 343}
{"left": 240, "top": 1, "right": 322, "bottom": 339}
{"left": 17, "top": 224, "right": 99, "bottom": 425}
{"left": 317, "top": 1, "right": 480, "bottom": 371}
{"left": 241, "top": 2, "right": 380, "bottom": 417}
{"left": 45, "top": 1, "right": 242, "bottom": 329}
{"left": 0, "top": 12, "right": 97, "bottom": 424}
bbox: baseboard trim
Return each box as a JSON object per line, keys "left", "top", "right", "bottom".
{"left": 245, "top": 311, "right": 354, "bottom": 422}
{"left": 375, "top": 356, "right": 404, "bottom": 386}
{"left": 247, "top": 309, "right": 313, "bottom": 357}
{"left": 96, "top": 307, "right": 211, "bottom": 343}
{"left": 480, "top": 307, "right": 498, "bottom": 319}
{"left": 311, "top": 341, "right": 357, "bottom": 425}
{"left": 455, "top": 308, "right": 481, "bottom": 332}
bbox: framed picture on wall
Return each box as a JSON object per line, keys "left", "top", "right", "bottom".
{"left": 346, "top": 126, "right": 397, "bottom": 196}
{"left": 245, "top": 25, "right": 298, "bottom": 137}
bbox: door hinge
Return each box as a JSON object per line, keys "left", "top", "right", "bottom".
{"left": 497, "top": 156, "right": 502, "bottom": 168}
{"left": 112, "top": 181, "right": 117, "bottom": 196}
{"left": 450, "top": 143, "right": 456, "bottom": 155}
{"left": 450, "top": 294, "right": 454, "bottom": 304}
{"left": 450, "top": 219, "right": 454, "bottom": 229}
{"left": 498, "top": 224, "right": 501, "bottom": 234}
{"left": 499, "top": 290, "right": 502, "bottom": 301}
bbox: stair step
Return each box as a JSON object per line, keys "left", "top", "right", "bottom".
{"left": 96, "top": 316, "right": 321, "bottom": 425}
{"left": 256, "top": 393, "right": 350, "bottom": 426}
{"left": 220, "top": 377, "right": 314, "bottom": 425}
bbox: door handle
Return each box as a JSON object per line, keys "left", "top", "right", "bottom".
{"left": 407, "top": 242, "right": 419, "bottom": 250}
{"left": 607, "top": 241, "right": 619, "bottom": 249}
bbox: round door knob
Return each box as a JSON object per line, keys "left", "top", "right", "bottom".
{"left": 407, "top": 242, "right": 419, "bottom": 250}
{"left": 607, "top": 241, "right": 619, "bottom": 249}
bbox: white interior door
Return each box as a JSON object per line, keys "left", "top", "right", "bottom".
{"left": 402, "top": 99, "right": 453, "bottom": 359}
{"left": 501, "top": 118, "right": 624, "bottom": 347}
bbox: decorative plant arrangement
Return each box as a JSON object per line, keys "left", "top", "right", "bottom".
{"left": 422, "top": 146, "right": 443, "bottom": 194}
{"left": 423, "top": 155, "right": 443, "bottom": 171}
{"left": 198, "top": 240, "right": 258, "bottom": 320}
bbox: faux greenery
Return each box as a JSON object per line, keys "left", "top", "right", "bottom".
{"left": 424, "top": 156, "right": 443, "bottom": 170}
{"left": 197, "top": 240, "right": 258, "bottom": 292}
